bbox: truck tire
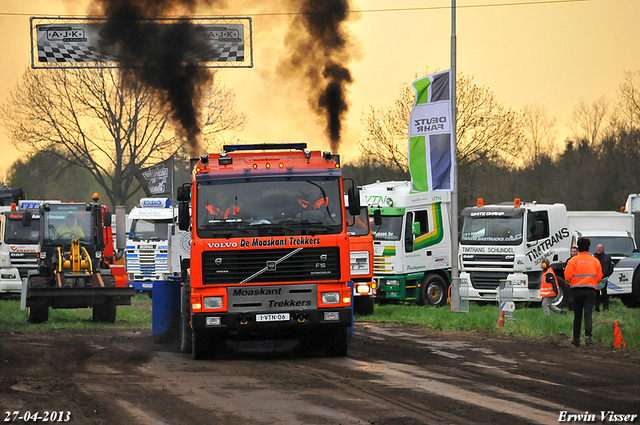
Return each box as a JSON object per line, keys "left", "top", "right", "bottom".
{"left": 27, "top": 306, "right": 49, "bottom": 324}
{"left": 180, "top": 281, "right": 193, "bottom": 354}
{"left": 27, "top": 276, "right": 51, "bottom": 324}
{"left": 92, "top": 275, "right": 117, "bottom": 323}
{"left": 552, "top": 278, "right": 572, "bottom": 309}
{"left": 420, "top": 275, "right": 447, "bottom": 307}
{"left": 325, "top": 327, "right": 349, "bottom": 357}
{"left": 354, "top": 295, "right": 374, "bottom": 316}
{"left": 192, "top": 330, "right": 217, "bottom": 360}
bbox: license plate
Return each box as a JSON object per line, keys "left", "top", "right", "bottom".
{"left": 142, "top": 283, "right": 153, "bottom": 289}
{"left": 138, "top": 245, "right": 155, "bottom": 250}
{"left": 256, "top": 313, "right": 290, "bottom": 322}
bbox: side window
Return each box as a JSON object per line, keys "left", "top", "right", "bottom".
{"left": 414, "top": 210, "right": 429, "bottom": 236}
{"left": 527, "top": 211, "right": 550, "bottom": 241}
{"left": 405, "top": 212, "right": 414, "bottom": 253}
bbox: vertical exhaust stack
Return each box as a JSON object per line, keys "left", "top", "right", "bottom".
{"left": 281, "top": 0, "right": 359, "bottom": 154}
{"left": 94, "top": 0, "right": 221, "bottom": 155}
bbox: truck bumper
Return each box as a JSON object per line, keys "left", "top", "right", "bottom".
{"left": 0, "top": 273, "right": 23, "bottom": 293}
{"left": 461, "top": 272, "right": 540, "bottom": 302}
{"left": 192, "top": 307, "right": 352, "bottom": 339}
{"left": 25, "top": 287, "right": 136, "bottom": 309}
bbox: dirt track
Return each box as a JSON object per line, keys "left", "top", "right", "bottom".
{"left": 1, "top": 322, "right": 639, "bottom": 425}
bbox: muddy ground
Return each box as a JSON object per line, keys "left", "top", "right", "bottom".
{"left": 1, "top": 322, "right": 639, "bottom": 425}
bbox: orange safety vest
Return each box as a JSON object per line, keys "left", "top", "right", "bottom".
{"left": 205, "top": 204, "right": 240, "bottom": 219}
{"left": 540, "top": 268, "right": 559, "bottom": 298}
{"left": 564, "top": 251, "right": 603, "bottom": 290}
{"left": 298, "top": 197, "right": 328, "bottom": 209}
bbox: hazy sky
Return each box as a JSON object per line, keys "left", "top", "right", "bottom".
{"left": 0, "top": 0, "right": 638, "bottom": 177}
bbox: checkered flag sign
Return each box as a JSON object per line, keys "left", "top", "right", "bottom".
{"left": 33, "top": 18, "right": 250, "bottom": 67}
{"left": 135, "top": 157, "right": 174, "bottom": 197}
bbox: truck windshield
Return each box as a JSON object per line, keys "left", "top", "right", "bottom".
{"left": 196, "top": 177, "right": 343, "bottom": 238}
{"left": 346, "top": 207, "right": 370, "bottom": 236}
{"left": 43, "top": 205, "right": 92, "bottom": 245}
{"left": 461, "top": 215, "right": 524, "bottom": 245}
{"left": 129, "top": 219, "right": 172, "bottom": 241}
{"left": 370, "top": 215, "right": 402, "bottom": 241}
{"left": 4, "top": 215, "right": 39, "bottom": 244}
{"left": 589, "top": 237, "right": 635, "bottom": 258}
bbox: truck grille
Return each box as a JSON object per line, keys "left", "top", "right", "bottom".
{"left": 126, "top": 249, "right": 168, "bottom": 280}
{"left": 202, "top": 247, "right": 341, "bottom": 285}
{"left": 469, "top": 272, "right": 509, "bottom": 290}
{"left": 461, "top": 253, "right": 514, "bottom": 270}
{"left": 9, "top": 252, "right": 39, "bottom": 279}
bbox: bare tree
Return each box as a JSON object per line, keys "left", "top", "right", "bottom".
{"left": 568, "top": 96, "right": 610, "bottom": 147}
{"left": 201, "top": 72, "right": 247, "bottom": 151}
{"left": 615, "top": 70, "right": 640, "bottom": 132}
{"left": 358, "top": 73, "right": 523, "bottom": 172}
{"left": 521, "top": 103, "right": 558, "bottom": 167}
{"left": 1, "top": 67, "right": 245, "bottom": 207}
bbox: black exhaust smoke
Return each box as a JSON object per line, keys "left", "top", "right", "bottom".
{"left": 282, "top": 0, "right": 356, "bottom": 154}
{"left": 94, "top": 0, "right": 220, "bottom": 153}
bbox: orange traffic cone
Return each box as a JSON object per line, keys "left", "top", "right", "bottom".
{"left": 495, "top": 310, "right": 505, "bottom": 329}
{"left": 614, "top": 321, "right": 626, "bottom": 348}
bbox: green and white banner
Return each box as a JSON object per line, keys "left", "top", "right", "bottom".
{"left": 408, "top": 70, "right": 453, "bottom": 192}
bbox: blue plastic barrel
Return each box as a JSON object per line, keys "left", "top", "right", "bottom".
{"left": 152, "top": 278, "right": 181, "bottom": 344}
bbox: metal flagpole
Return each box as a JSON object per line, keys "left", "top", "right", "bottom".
{"left": 451, "top": 0, "right": 459, "bottom": 281}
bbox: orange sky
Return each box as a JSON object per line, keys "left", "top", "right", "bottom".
{"left": 0, "top": 0, "right": 638, "bottom": 178}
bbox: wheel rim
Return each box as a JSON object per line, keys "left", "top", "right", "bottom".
{"left": 427, "top": 283, "right": 443, "bottom": 305}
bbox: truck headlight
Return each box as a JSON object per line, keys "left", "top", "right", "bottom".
{"left": 203, "top": 296, "right": 223, "bottom": 309}
{"left": 511, "top": 279, "right": 527, "bottom": 286}
{"left": 322, "top": 292, "right": 340, "bottom": 304}
{"left": 39, "top": 252, "right": 46, "bottom": 259}
{"left": 356, "top": 284, "right": 370, "bottom": 294}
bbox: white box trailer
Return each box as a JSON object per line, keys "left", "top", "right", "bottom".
{"left": 567, "top": 211, "right": 636, "bottom": 262}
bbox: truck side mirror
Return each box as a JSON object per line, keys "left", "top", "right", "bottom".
{"left": 347, "top": 186, "right": 361, "bottom": 216}
{"left": 373, "top": 209, "right": 382, "bottom": 226}
{"left": 103, "top": 211, "right": 112, "bottom": 227}
{"left": 22, "top": 211, "right": 32, "bottom": 227}
{"left": 177, "top": 184, "right": 191, "bottom": 202}
{"left": 178, "top": 202, "right": 190, "bottom": 231}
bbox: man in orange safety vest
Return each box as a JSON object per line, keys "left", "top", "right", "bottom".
{"left": 540, "top": 258, "right": 566, "bottom": 316}
{"left": 564, "top": 237, "right": 602, "bottom": 347}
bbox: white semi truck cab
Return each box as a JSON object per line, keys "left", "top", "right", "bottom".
{"left": 0, "top": 201, "right": 42, "bottom": 294}
{"left": 459, "top": 199, "right": 571, "bottom": 302}
{"left": 360, "top": 181, "right": 452, "bottom": 307}
{"left": 125, "top": 198, "right": 177, "bottom": 289}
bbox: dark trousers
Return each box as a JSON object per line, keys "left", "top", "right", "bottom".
{"left": 572, "top": 288, "right": 597, "bottom": 339}
{"left": 595, "top": 285, "right": 609, "bottom": 311}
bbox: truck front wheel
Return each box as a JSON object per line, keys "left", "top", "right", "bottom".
{"left": 92, "top": 276, "right": 117, "bottom": 323}
{"left": 325, "top": 327, "right": 349, "bottom": 357}
{"left": 192, "top": 330, "right": 217, "bottom": 360}
{"left": 27, "top": 276, "right": 51, "bottom": 324}
{"left": 354, "top": 295, "right": 374, "bottom": 316}
{"left": 552, "top": 278, "right": 572, "bottom": 309}
{"left": 27, "top": 306, "right": 49, "bottom": 324}
{"left": 421, "top": 275, "right": 447, "bottom": 307}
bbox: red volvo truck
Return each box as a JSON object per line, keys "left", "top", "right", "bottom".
{"left": 176, "top": 143, "right": 360, "bottom": 359}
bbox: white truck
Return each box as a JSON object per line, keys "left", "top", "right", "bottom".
{"left": 602, "top": 195, "right": 640, "bottom": 308}
{"left": 0, "top": 201, "right": 42, "bottom": 294}
{"left": 459, "top": 199, "right": 571, "bottom": 304}
{"left": 360, "top": 181, "right": 452, "bottom": 307}
{"left": 125, "top": 197, "right": 177, "bottom": 292}
{"left": 567, "top": 211, "right": 635, "bottom": 264}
